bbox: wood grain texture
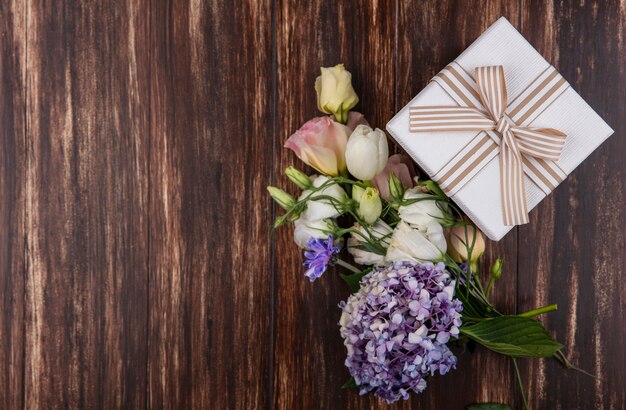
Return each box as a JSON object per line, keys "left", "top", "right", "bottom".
{"left": 0, "top": 1, "right": 25, "bottom": 408}
{"left": 148, "top": 1, "right": 273, "bottom": 408}
{"left": 518, "top": 1, "right": 626, "bottom": 409}
{"left": 273, "top": 1, "right": 394, "bottom": 408}
{"left": 0, "top": 0, "right": 622, "bottom": 408}
{"left": 25, "top": 0, "right": 150, "bottom": 408}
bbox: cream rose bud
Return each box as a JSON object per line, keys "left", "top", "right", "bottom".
{"left": 385, "top": 221, "right": 447, "bottom": 264}
{"left": 347, "top": 220, "right": 393, "bottom": 265}
{"left": 299, "top": 175, "right": 348, "bottom": 220}
{"left": 293, "top": 217, "right": 334, "bottom": 249}
{"left": 315, "top": 64, "right": 359, "bottom": 124}
{"left": 345, "top": 125, "right": 389, "bottom": 181}
{"left": 358, "top": 187, "right": 382, "bottom": 225}
{"left": 446, "top": 223, "right": 486, "bottom": 264}
{"left": 398, "top": 188, "right": 447, "bottom": 229}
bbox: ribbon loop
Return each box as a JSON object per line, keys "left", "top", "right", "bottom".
{"left": 409, "top": 65, "right": 567, "bottom": 226}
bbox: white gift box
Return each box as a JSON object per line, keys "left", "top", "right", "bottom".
{"left": 386, "top": 17, "right": 613, "bottom": 241}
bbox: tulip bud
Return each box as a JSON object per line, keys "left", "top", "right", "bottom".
{"left": 490, "top": 258, "right": 503, "bottom": 279}
{"left": 446, "top": 223, "right": 486, "bottom": 265}
{"left": 267, "top": 186, "right": 296, "bottom": 210}
{"left": 345, "top": 125, "right": 389, "bottom": 181}
{"left": 285, "top": 166, "right": 312, "bottom": 189}
{"left": 315, "top": 64, "right": 359, "bottom": 124}
{"left": 358, "top": 187, "right": 382, "bottom": 225}
{"left": 389, "top": 172, "right": 405, "bottom": 203}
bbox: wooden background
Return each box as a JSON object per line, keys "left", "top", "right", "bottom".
{"left": 0, "top": 0, "right": 624, "bottom": 409}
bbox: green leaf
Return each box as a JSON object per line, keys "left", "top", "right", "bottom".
{"left": 460, "top": 316, "right": 563, "bottom": 358}
{"left": 340, "top": 268, "right": 371, "bottom": 293}
{"left": 354, "top": 241, "right": 386, "bottom": 256}
{"left": 466, "top": 404, "right": 513, "bottom": 410}
{"left": 341, "top": 377, "right": 358, "bottom": 389}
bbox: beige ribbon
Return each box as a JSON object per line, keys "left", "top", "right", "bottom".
{"left": 409, "top": 65, "right": 568, "bottom": 226}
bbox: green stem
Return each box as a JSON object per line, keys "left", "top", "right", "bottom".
{"left": 518, "top": 304, "right": 558, "bottom": 318}
{"left": 335, "top": 259, "right": 360, "bottom": 273}
{"left": 485, "top": 274, "right": 496, "bottom": 300}
{"left": 512, "top": 358, "right": 529, "bottom": 410}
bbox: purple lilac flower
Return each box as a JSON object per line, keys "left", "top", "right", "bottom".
{"left": 303, "top": 235, "right": 340, "bottom": 282}
{"left": 339, "top": 261, "right": 463, "bottom": 403}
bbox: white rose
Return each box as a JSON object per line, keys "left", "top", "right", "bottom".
{"left": 345, "top": 125, "right": 389, "bottom": 181}
{"left": 347, "top": 219, "right": 393, "bottom": 265}
{"left": 293, "top": 217, "right": 334, "bottom": 249}
{"left": 398, "top": 188, "right": 447, "bottom": 229}
{"left": 299, "top": 175, "right": 348, "bottom": 220}
{"left": 385, "top": 221, "right": 447, "bottom": 263}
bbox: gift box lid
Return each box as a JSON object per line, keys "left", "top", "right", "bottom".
{"left": 386, "top": 17, "right": 613, "bottom": 241}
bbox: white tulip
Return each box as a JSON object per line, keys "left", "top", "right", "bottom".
{"left": 398, "top": 188, "right": 447, "bottom": 229}
{"left": 345, "top": 125, "right": 389, "bottom": 181}
{"left": 299, "top": 175, "right": 348, "bottom": 220}
{"left": 347, "top": 219, "right": 393, "bottom": 265}
{"left": 293, "top": 217, "right": 334, "bottom": 249}
{"left": 385, "top": 221, "right": 447, "bottom": 264}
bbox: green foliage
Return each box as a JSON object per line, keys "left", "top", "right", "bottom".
{"left": 460, "top": 316, "right": 563, "bottom": 358}
{"left": 341, "top": 377, "right": 358, "bottom": 389}
{"left": 339, "top": 268, "right": 371, "bottom": 293}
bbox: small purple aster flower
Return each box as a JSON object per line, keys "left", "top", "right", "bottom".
{"left": 339, "top": 261, "right": 463, "bottom": 403}
{"left": 303, "top": 235, "right": 340, "bottom": 282}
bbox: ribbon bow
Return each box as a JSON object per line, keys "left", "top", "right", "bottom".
{"left": 410, "top": 65, "right": 567, "bottom": 226}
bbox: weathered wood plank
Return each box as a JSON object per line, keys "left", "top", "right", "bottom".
{"left": 518, "top": 1, "right": 626, "bottom": 408}
{"left": 395, "top": 2, "right": 521, "bottom": 408}
{"left": 147, "top": 1, "right": 274, "bottom": 408}
{"left": 273, "top": 1, "right": 395, "bottom": 408}
{"left": 24, "top": 1, "right": 150, "bottom": 407}
{"left": 0, "top": 0, "right": 25, "bottom": 408}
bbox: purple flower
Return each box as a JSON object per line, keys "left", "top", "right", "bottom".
{"left": 304, "top": 235, "right": 340, "bottom": 282}
{"left": 339, "top": 261, "right": 463, "bottom": 403}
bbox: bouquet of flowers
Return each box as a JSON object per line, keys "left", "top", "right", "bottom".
{"left": 268, "top": 64, "right": 581, "bottom": 408}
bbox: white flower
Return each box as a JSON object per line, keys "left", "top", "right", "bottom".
{"left": 345, "top": 125, "right": 389, "bottom": 181}
{"left": 299, "top": 175, "right": 348, "bottom": 220}
{"left": 398, "top": 188, "right": 447, "bottom": 229}
{"left": 347, "top": 219, "right": 393, "bottom": 265}
{"left": 293, "top": 217, "right": 334, "bottom": 249}
{"left": 385, "top": 221, "right": 447, "bottom": 264}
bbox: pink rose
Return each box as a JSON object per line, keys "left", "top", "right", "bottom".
{"left": 372, "top": 154, "right": 417, "bottom": 202}
{"left": 285, "top": 116, "right": 351, "bottom": 176}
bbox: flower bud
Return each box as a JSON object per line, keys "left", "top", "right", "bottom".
{"left": 490, "top": 258, "right": 503, "bottom": 279}
{"left": 358, "top": 187, "right": 382, "bottom": 225}
{"left": 352, "top": 185, "right": 365, "bottom": 202}
{"left": 389, "top": 172, "right": 405, "bottom": 202}
{"left": 285, "top": 166, "right": 312, "bottom": 189}
{"left": 267, "top": 186, "right": 296, "bottom": 210}
{"left": 446, "top": 223, "right": 486, "bottom": 264}
{"left": 345, "top": 125, "right": 389, "bottom": 181}
{"left": 315, "top": 64, "right": 359, "bottom": 124}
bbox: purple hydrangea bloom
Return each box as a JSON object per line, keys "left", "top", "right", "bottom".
{"left": 339, "top": 261, "right": 463, "bottom": 403}
{"left": 303, "top": 235, "right": 340, "bottom": 282}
